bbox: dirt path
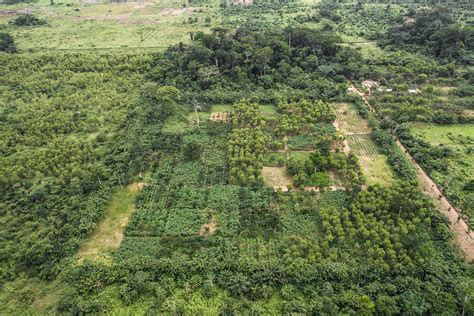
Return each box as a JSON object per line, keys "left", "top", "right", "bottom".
{"left": 396, "top": 140, "right": 474, "bottom": 262}
{"left": 350, "top": 84, "right": 376, "bottom": 112}
{"left": 350, "top": 81, "right": 473, "bottom": 261}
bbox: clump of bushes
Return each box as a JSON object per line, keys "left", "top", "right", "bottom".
{"left": 10, "top": 14, "right": 46, "bottom": 27}
{"left": 0, "top": 32, "right": 16, "bottom": 53}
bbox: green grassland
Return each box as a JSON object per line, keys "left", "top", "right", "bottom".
{"left": 0, "top": 0, "right": 217, "bottom": 50}
{"left": 411, "top": 123, "right": 474, "bottom": 221}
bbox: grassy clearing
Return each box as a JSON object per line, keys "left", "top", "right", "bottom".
{"left": 332, "top": 102, "right": 395, "bottom": 186}
{"left": 210, "top": 104, "right": 276, "bottom": 114}
{"left": 339, "top": 35, "right": 385, "bottom": 59}
{"left": 77, "top": 182, "right": 144, "bottom": 264}
{"left": 359, "top": 155, "right": 395, "bottom": 186}
{"left": 211, "top": 104, "right": 233, "bottom": 112}
{"left": 260, "top": 104, "right": 277, "bottom": 114}
{"left": 262, "top": 166, "right": 293, "bottom": 190}
{"left": 1, "top": 0, "right": 215, "bottom": 50}
{"left": 411, "top": 123, "right": 474, "bottom": 147}
{"left": 345, "top": 135, "right": 395, "bottom": 186}
{"left": 332, "top": 102, "right": 371, "bottom": 134}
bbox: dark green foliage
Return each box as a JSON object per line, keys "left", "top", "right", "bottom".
{"left": 9, "top": 14, "right": 46, "bottom": 27}
{"left": 381, "top": 8, "right": 474, "bottom": 64}
{"left": 2, "top": 5, "right": 474, "bottom": 314}
{"left": 0, "top": 32, "right": 16, "bottom": 53}
{"left": 60, "top": 180, "right": 473, "bottom": 314}
{"left": 371, "top": 128, "right": 417, "bottom": 181}
{"left": 396, "top": 124, "right": 452, "bottom": 173}
{"left": 150, "top": 27, "right": 349, "bottom": 103}
{"left": 0, "top": 52, "right": 156, "bottom": 280}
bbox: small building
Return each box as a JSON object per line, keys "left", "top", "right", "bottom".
{"left": 362, "top": 80, "right": 380, "bottom": 90}
{"left": 408, "top": 88, "right": 419, "bottom": 94}
{"left": 348, "top": 87, "right": 355, "bottom": 94}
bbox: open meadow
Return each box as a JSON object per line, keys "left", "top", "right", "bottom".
{"left": 0, "top": 0, "right": 216, "bottom": 50}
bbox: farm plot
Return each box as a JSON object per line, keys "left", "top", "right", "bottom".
{"left": 332, "top": 102, "right": 371, "bottom": 135}
{"left": 345, "top": 134, "right": 395, "bottom": 186}
{"left": 1, "top": 0, "right": 214, "bottom": 50}
{"left": 77, "top": 182, "right": 144, "bottom": 263}
{"left": 333, "top": 102, "right": 395, "bottom": 186}
{"left": 262, "top": 166, "right": 293, "bottom": 191}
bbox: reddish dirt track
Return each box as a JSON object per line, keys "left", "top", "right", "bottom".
{"left": 350, "top": 82, "right": 473, "bottom": 262}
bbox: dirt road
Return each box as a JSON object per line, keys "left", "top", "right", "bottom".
{"left": 395, "top": 140, "right": 474, "bottom": 262}
{"left": 350, "top": 82, "right": 473, "bottom": 261}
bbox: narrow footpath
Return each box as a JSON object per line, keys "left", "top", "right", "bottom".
{"left": 351, "top": 83, "right": 474, "bottom": 262}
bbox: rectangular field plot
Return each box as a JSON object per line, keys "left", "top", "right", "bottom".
{"left": 358, "top": 155, "right": 395, "bottom": 186}
{"left": 345, "top": 131, "right": 395, "bottom": 186}
{"left": 332, "top": 103, "right": 371, "bottom": 134}
{"left": 345, "top": 134, "right": 379, "bottom": 156}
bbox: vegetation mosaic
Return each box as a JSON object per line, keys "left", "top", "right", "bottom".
{"left": 1, "top": 0, "right": 473, "bottom": 314}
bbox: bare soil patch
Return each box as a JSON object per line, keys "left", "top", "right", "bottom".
{"left": 210, "top": 112, "right": 230, "bottom": 122}
{"left": 128, "top": 181, "right": 145, "bottom": 192}
{"left": 462, "top": 110, "right": 474, "bottom": 117}
{"left": 160, "top": 7, "right": 197, "bottom": 15}
{"left": 0, "top": 8, "right": 32, "bottom": 19}
{"left": 199, "top": 215, "right": 217, "bottom": 237}
{"left": 439, "top": 86, "right": 455, "bottom": 94}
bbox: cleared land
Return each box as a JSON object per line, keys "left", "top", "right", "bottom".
{"left": 77, "top": 182, "right": 144, "bottom": 263}
{"left": 0, "top": 0, "right": 214, "bottom": 50}
{"left": 333, "top": 103, "right": 394, "bottom": 186}
{"left": 332, "top": 102, "right": 371, "bottom": 134}
{"left": 262, "top": 166, "right": 293, "bottom": 191}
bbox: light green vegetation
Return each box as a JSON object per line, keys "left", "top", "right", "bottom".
{"left": 411, "top": 123, "right": 474, "bottom": 220}
{"left": 264, "top": 151, "right": 287, "bottom": 167}
{"left": 162, "top": 113, "right": 201, "bottom": 133}
{"left": 339, "top": 35, "right": 385, "bottom": 59}
{"left": 77, "top": 182, "right": 144, "bottom": 263}
{"left": 346, "top": 134, "right": 395, "bottom": 186}
{"left": 211, "top": 103, "right": 276, "bottom": 114}
{"left": 333, "top": 102, "right": 371, "bottom": 134}
{"left": 0, "top": 0, "right": 216, "bottom": 50}
{"left": 332, "top": 103, "right": 395, "bottom": 186}
{"left": 211, "top": 103, "right": 233, "bottom": 112}
{"left": 259, "top": 103, "right": 277, "bottom": 114}
{"left": 261, "top": 166, "right": 293, "bottom": 188}
{"left": 0, "top": 277, "right": 60, "bottom": 314}
{"left": 411, "top": 123, "right": 474, "bottom": 146}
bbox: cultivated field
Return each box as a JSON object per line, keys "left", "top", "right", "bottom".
{"left": 333, "top": 103, "right": 395, "bottom": 186}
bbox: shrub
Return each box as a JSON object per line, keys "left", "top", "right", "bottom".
{"left": 10, "top": 14, "right": 46, "bottom": 27}
{"left": 0, "top": 32, "right": 16, "bottom": 53}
